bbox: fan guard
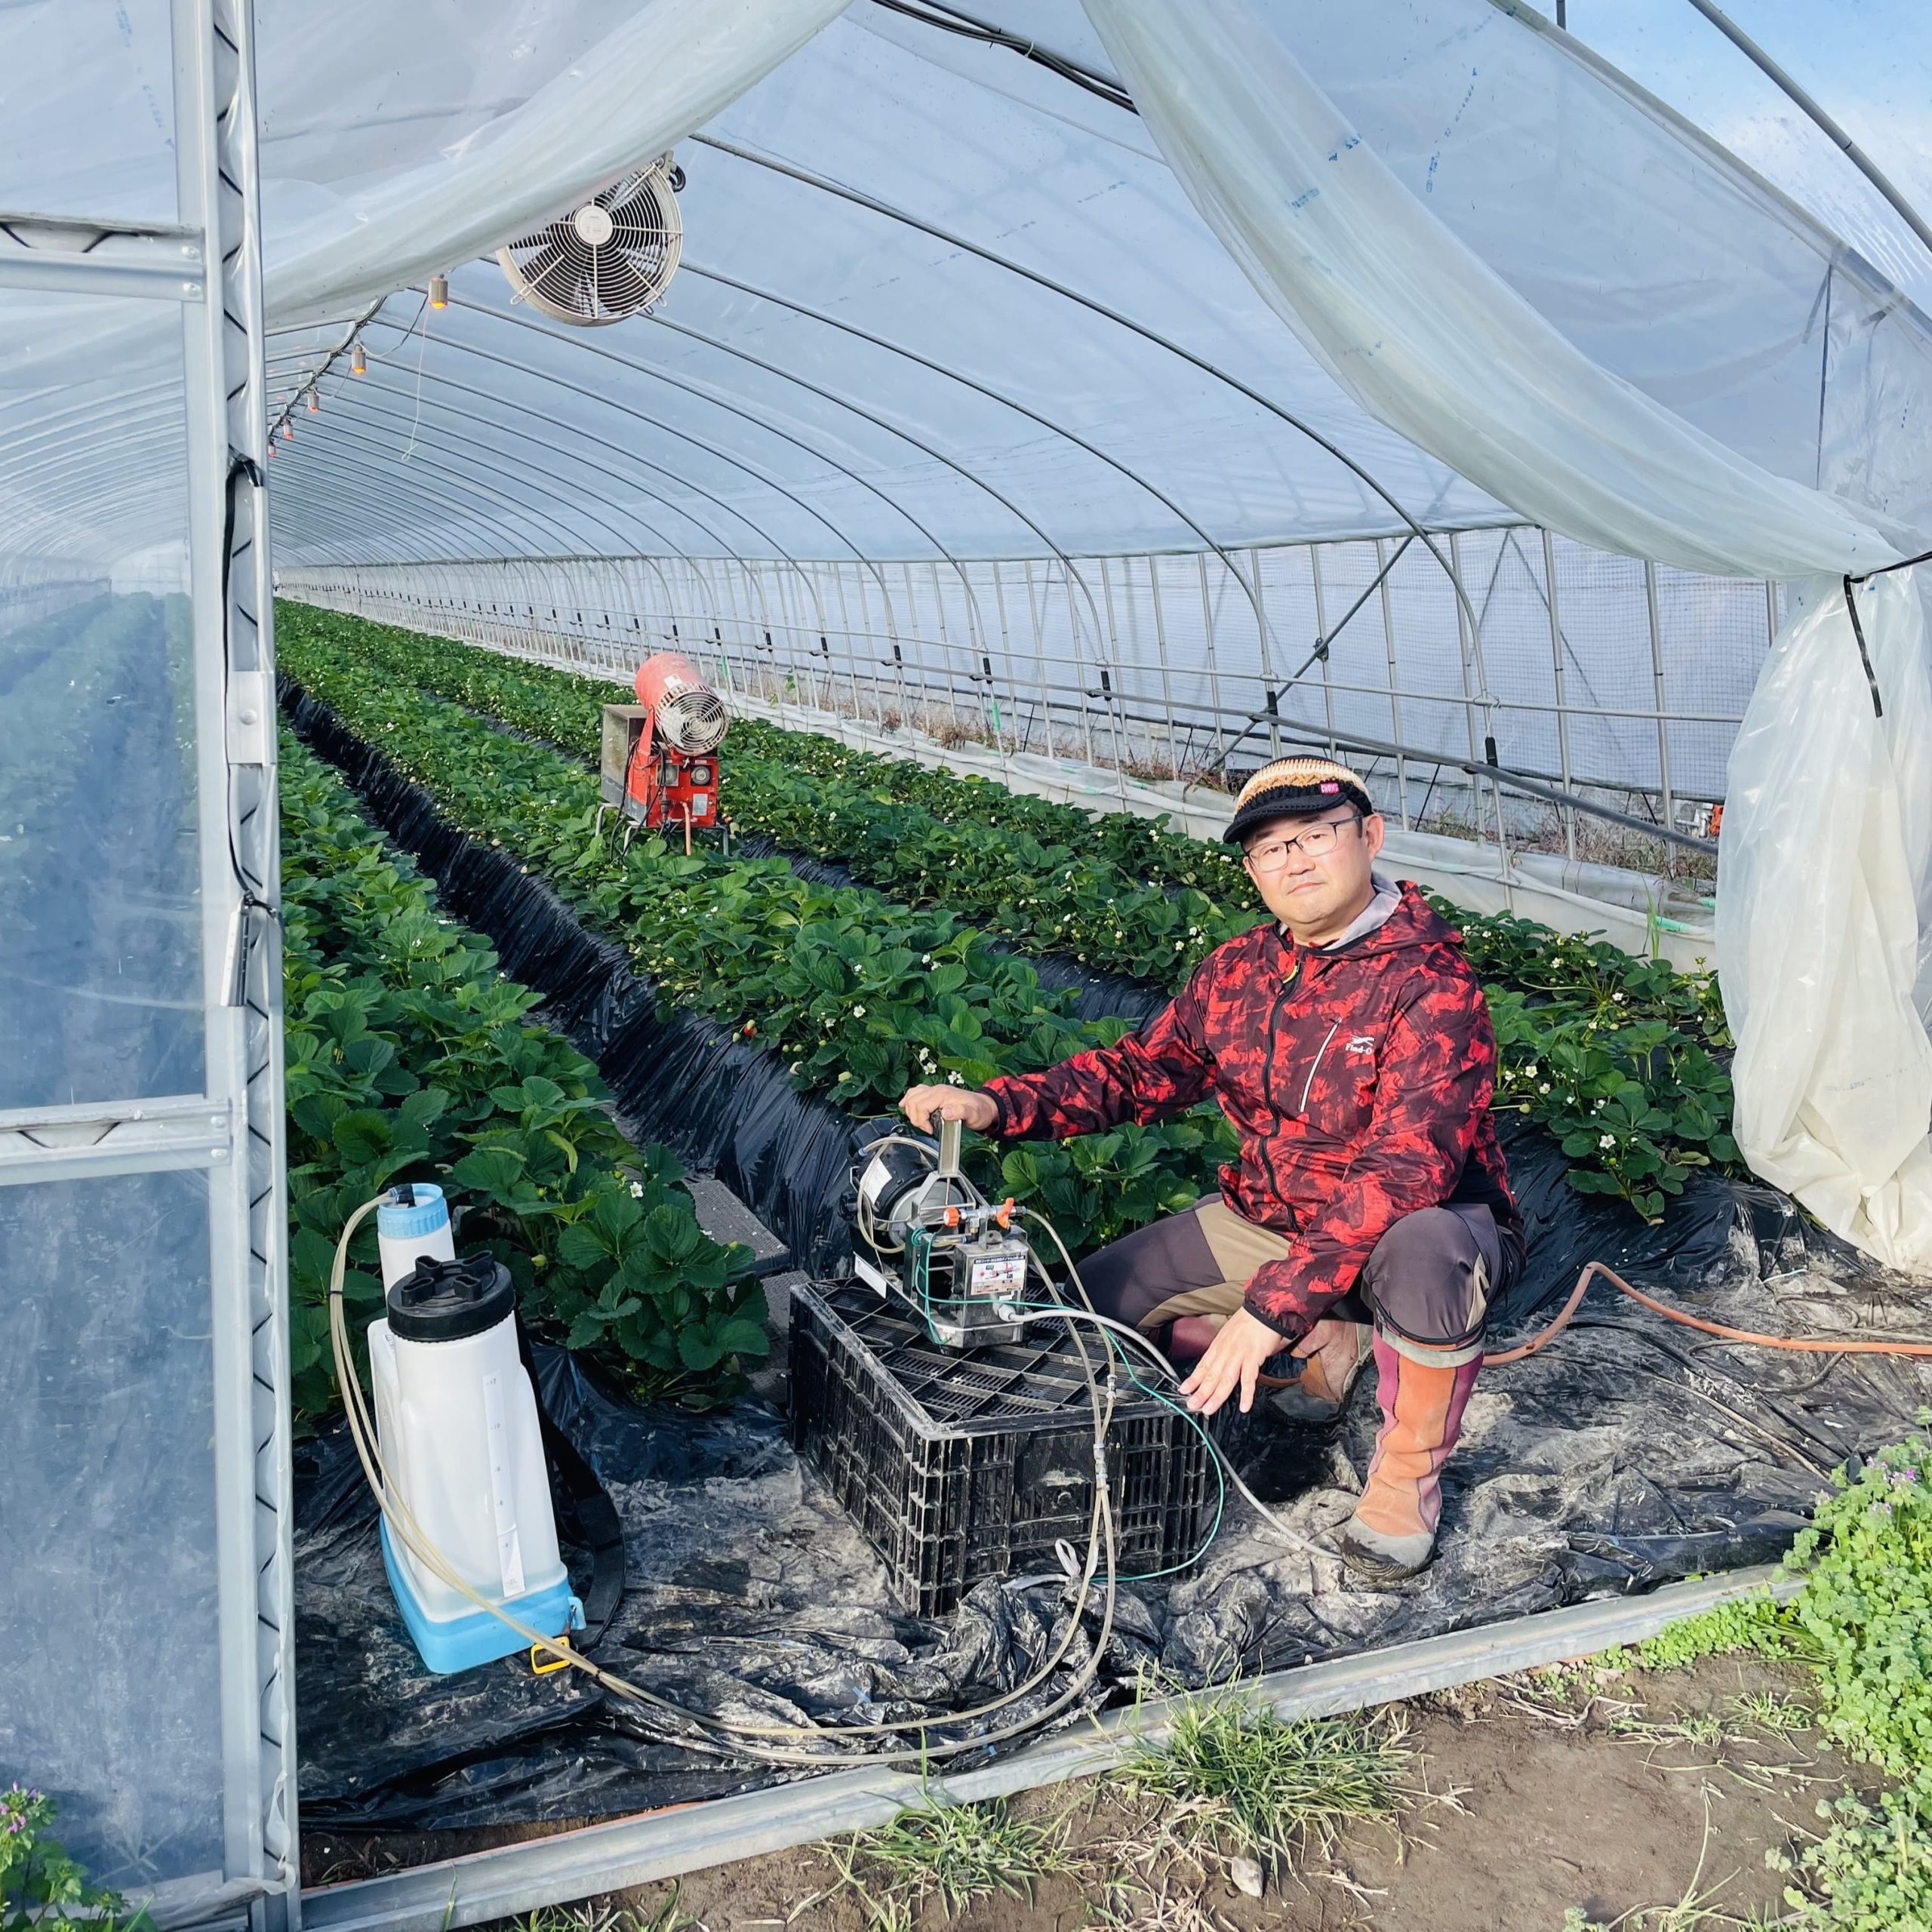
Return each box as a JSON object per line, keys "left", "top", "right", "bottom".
{"left": 496, "top": 156, "right": 683, "bottom": 327}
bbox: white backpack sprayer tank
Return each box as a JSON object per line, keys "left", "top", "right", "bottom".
{"left": 366, "top": 1183, "right": 582, "bottom": 1673}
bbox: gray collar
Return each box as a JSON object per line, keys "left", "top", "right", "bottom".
{"left": 1319, "top": 872, "right": 1402, "bottom": 951}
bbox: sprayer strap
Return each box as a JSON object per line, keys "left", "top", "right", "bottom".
{"left": 515, "top": 1314, "right": 628, "bottom": 1653}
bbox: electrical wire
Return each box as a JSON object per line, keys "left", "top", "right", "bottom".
{"left": 866, "top": 0, "right": 1137, "bottom": 113}
{"left": 1484, "top": 1259, "right": 1932, "bottom": 1364}
{"left": 1019, "top": 1208, "right": 1330, "bottom": 1562}
{"left": 329, "top": 1191, "right": 1121, "bottom": 1766}
{"left": 335, "top": 1186, "right": 1932, "bottom": 1764}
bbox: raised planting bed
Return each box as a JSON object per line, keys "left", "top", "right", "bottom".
{"left": 275, "top": 603, "right": 1741, "bottom": 1226}
{"left": 279, "top": 734, "right": 767, "bottom": 1420}
{"left": 275, "top": 620, "right": 1235, "bottom": 1261}
{"left": 271, "top": 622, "right": 1922, "bottom": 1844}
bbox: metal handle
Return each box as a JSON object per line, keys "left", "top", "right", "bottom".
{"left": 937, "top": 1115, "right": 962, "bottom": 1178}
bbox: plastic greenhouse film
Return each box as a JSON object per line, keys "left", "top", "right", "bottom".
{"left": 1082, "top": 0, "right": 1932, "bottom": 1273}
{"left": 1079, "top": 0, "right": 1909, "bottom": 577}
{"left": 1718, "top": 573, "right": 1932, "bottom": 1269}
{"left": 262, "top": 0, "right": 856, "bottom": 330}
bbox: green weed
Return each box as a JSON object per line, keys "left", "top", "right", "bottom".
{"left": 825, "top": 1794, "right": 1076, "bottom": 1930}
{"left": 508, "top": 1895, "right": 696, "bottom": 1932}
{"left": 1629, "top": 1593, "right": 1796, "bottom": 1672}
{"left": 1617, "top": 1417, "right": 1932, "bottom": 1929}
{"left": 1112, "top": 1692, "right": 1415, "bottom": 1872}
{"left": 0, "top": 1784, "right": 149, "bottom": 1932}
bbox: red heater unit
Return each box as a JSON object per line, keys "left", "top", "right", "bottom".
{"left": 599, "top": 652, "right": 731, "bottom": 848}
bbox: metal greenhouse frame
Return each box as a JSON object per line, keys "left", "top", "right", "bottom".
{"left": 9, "top": 1, "right": 1932, "bottom": 1927}
{"left": 0, "top": 2, "right": 297, "bottom": 1925}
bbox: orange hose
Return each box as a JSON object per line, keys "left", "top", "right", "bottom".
{"left": 1483, "top": 1260, "right": 1932, "bottom": 1366}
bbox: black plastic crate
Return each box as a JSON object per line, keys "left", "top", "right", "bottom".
{"left": 789, "top": 1278, "right": 1222, "bottom": 1617}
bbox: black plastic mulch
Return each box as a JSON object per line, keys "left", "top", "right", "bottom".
{"left": 283, "top": 678, "right": 1932, "bottom": 1832}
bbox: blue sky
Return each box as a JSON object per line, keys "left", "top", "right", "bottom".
{"left": 1567, "top": 0, "right": 1932, "bottom": 306}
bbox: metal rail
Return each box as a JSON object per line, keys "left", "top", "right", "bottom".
{"left": 301, "top": 1564, "right": 1788, "bottom": 1932}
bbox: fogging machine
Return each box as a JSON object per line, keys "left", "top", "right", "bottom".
{"left": 849, "top": 1117, "right": 1044, "bottom": 1348}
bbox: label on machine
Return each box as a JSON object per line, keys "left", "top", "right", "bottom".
{"left": 968, "top": 1249, "right": 1027, "bottom": 1300}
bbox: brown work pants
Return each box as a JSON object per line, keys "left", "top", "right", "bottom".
{"left": 1076, "top": 1195, "right": 1518, "bottom": 1364}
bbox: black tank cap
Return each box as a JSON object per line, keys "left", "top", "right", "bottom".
{"left": 386, "top": 1252, "right": 515, "bottom": 1343}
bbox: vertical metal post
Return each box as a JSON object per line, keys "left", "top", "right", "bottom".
{"left": 1542, "top": 528, "right": 1578, "bottom": 861}
{"left": 831, "top": 567, "right": 868, "bottom": 743}
{"left": 1306, "top": 543, "right": 1340, "bottom": 755}
{"left": 1149, "top": 555, "right": 1180, "bottom": 779}
{"left": 174, "top": 0, "right": 297, "bottom": 1920}
{"left": 1249, "top": 547, "right": 1281, "bottom": 760}
{"left": 1448, "top": 530, "right": 1504, "bottom": 853}
{"left": 1374, "top": 538, "right": 1410, "bottom": 830}
{"left": 1023, "top": 559, "right": 1064, "bottom": 761}
{"left": 928, "top": 559, "right": 966, "bottom": 730}
{"left": 1099, "top": 555, "right": 1122, "bottom": 761}
{"left": 896, "top": 561, "right": 925, "bottom": 733}
{"left": 1071, "top": 560, "right": 1131, "bottom": 805}
{"left": 1643, "top": 559, "right": 1675, "bottom": 835}
{"left": 1195, "top": 552, "right": 1229, "bottom": 769}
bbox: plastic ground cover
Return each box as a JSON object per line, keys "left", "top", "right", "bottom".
{"left": 286, "top": 681, "right": 1932, "bottom": 1831}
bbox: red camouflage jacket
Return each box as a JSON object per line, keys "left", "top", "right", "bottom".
{"left": 982, "top": 882, "right": 1522, "bottom": 1339}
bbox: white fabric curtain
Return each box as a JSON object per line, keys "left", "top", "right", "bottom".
{"left": 1083, "top": 0, "right": 1932, "bottom": 1274}
{"left": 262, "top": 0, "right": 854, "bottom": 331}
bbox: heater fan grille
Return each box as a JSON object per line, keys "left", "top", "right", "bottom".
{"left": 656, "top": 684, "right": 729, "bottom": 755}
{"left": 496, "top": 158, "right": 682, "bottom": 326}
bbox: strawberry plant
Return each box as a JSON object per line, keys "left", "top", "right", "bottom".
{"left": 276, "top": 618, "right": 1236, "bottom": 1251}
{"left": 281, "top": 737, "right": 765, "bottom": 1420}
{"left": 275, "top": 603, "right": 1744, "bottom": 1222}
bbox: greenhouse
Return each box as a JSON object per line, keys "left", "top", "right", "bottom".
{"left": 5, "top": 1, "right": 1932, "bottom": 1927}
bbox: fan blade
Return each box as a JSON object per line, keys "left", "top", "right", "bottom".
{"left": 602, "top": 181, "right": 660, "bottom": 228}
{"left": 546, "top": 240, "right": 598, "bottom": 306}
{"left": 595, "top": 248, "right": 652, "bottom": 313}
{"left": 514, "top": 239, "right": 569, "bottom": 295}
{"left": 508, "top": 216, "right": 573, "bottom": 255}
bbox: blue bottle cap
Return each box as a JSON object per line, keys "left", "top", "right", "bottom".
{"left": 378, "top": 1182, "right": 448, "bottom": 1243}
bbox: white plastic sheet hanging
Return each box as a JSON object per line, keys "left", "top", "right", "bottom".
{"left": 261, "top": 0, "right": 855, "bottom": 331}
{"left": 1720, "top": 573, "right": 1932, "bottom": 1267}
{"left": 1083, "top": 0, "right": 1932, "bottom": 1273}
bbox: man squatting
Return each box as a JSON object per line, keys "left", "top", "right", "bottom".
{"left": 901, "top": 754, "right": 1524, "bottom": 1579}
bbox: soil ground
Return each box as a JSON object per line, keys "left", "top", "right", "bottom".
{"left": 303, "top": 1653, "right": 1863, "bottom": 1930}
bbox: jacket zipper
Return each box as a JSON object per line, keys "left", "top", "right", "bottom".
{"left": 1298, "top": 1020, "right": 1343, "bottom": 1112}
{"left": 1254, "top": 934, "right": 1298, "bottom": 1221}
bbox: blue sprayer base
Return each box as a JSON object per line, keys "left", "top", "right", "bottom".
{"left": 380, "top": 1518, "right": 583, "bottom": 1675}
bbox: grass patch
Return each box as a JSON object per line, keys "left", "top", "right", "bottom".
{"left": 509, "top": 1902, "right": 695, "bottom": 1932}
{"left": 1727, "top": 1690, "right": 1814, "bottom": 1736}
{"left": 1110, "top": 1691, "right": 1418, "bottom": 1878}
{"left": 823, "top": 1794, "right": 1077, "bottom": 1931}
{"left": 1605, "top": 1418, "right": 1932, "bottom": 1929}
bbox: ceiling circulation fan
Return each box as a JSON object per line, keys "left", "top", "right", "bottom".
{"left": 495, "top": 153, "right": 684, "bottom": 326}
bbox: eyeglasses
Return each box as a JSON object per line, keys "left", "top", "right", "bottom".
{"left": 1243, "top": 813, "right": 1362, "bottom": 871}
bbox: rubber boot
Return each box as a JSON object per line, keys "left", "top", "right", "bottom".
{"left": 1334, "top": 1333, "right": 1479, "bottom": 1580}
{"left": 1266, "top": 1317, "right": 1373, "bottom": 1420}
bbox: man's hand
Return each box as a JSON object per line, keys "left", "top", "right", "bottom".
{"left": 1179, "top": 1306, "right": 1287, "bottom": 1417}
{"left": 900, "top": 1084, "right": 998, "bottom": 1134}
